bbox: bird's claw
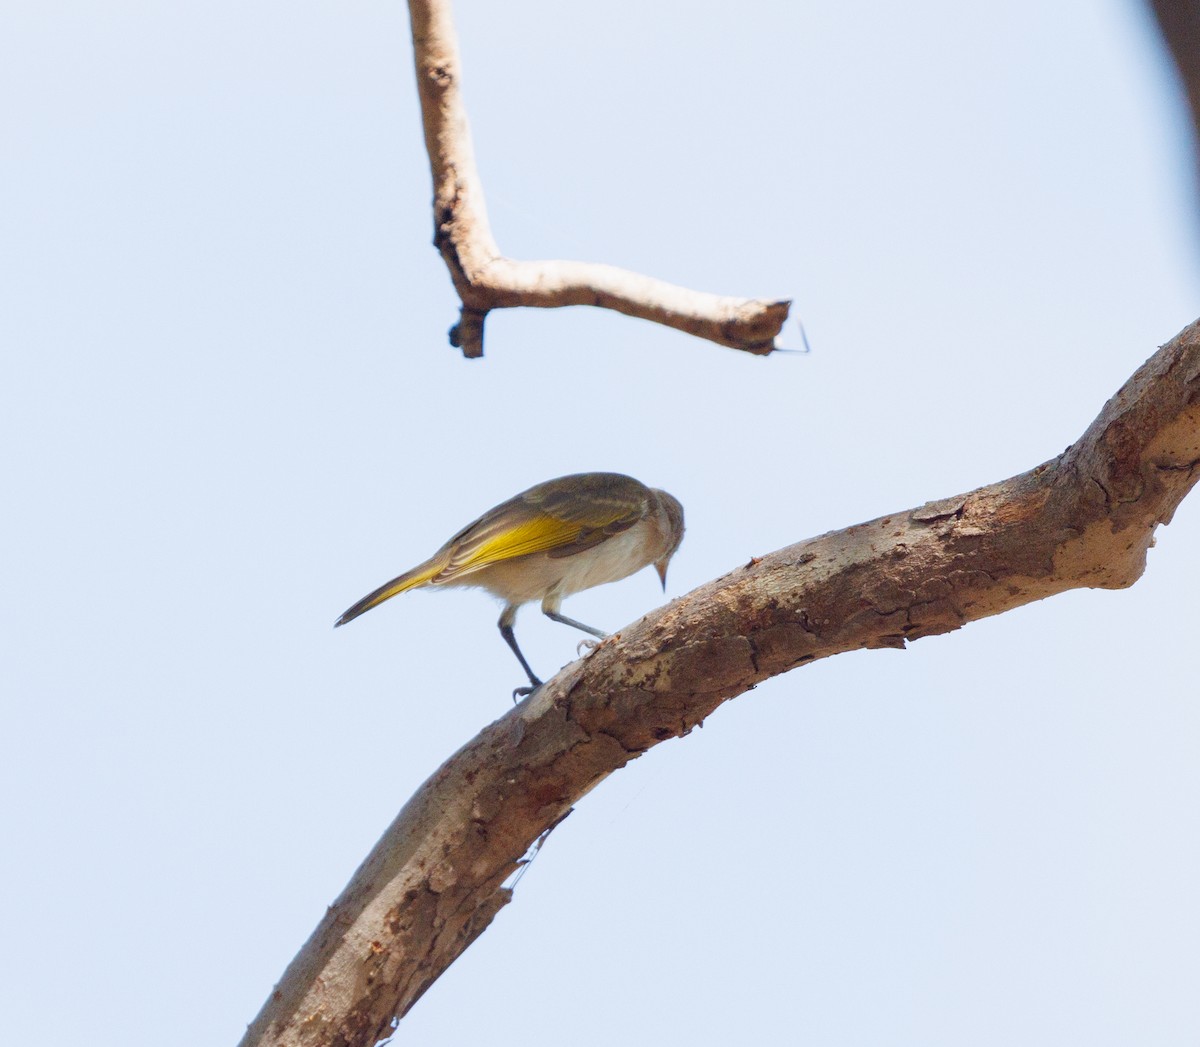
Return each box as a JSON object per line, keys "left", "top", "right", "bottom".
{"left": 512, "top": 682, "right": 543, "bottom": 703}
{"left": 576, "top": 638, "right": 601, "bottom": 656}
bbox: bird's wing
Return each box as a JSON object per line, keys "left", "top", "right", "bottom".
{"left": 437, "top": 473, "right": 649, "bottom": 580}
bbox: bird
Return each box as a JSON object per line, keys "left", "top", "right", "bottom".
{"left": 334, "top": 472, "right": 685, "bottom": 695}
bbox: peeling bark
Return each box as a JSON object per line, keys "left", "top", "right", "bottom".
{"left": 240, "top": 321, "right": 1200, "bottom": 1047}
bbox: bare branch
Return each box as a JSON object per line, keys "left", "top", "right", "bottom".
{"left": 407, "top": 0, "right": 791, "bottom": 358}
{"left": 240, "top": 318, "right": 1200, "bottom": 1046}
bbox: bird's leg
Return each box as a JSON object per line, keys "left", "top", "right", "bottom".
{"left": 498, "top": 606, "right": 542, "bottom": 701}
{"left": 541, "top": 593, "right": 607, "bottom": 643}
{"left": 543, "top": 607, "right": 607, "bottom": 639}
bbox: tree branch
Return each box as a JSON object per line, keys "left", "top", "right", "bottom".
{"left": 240, "top": 319, "right": 1200, "bottom": 1047}
{"left": 407, "top": 0, "right": 791, "bottom": 358}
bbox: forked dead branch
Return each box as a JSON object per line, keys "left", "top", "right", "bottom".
{"left": 408, "top": 0, "right": 791, "bottom": 358}
{"left": 241, "top": 320, "right": 1200, "bottom": 1046}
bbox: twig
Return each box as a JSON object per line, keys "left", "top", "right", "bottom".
{"left": 407, "top": 0, "right": 791, "bottom": 358}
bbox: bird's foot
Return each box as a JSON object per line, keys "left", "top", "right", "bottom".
{"left": 576, "top": 638, "right": 602, "bottom": 656}
{"left": 512, "top": 681, "right": 543, "bottom": 703}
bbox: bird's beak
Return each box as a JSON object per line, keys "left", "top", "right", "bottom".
{"left": 655, "top": 560, "right": 668, "bottom": 590}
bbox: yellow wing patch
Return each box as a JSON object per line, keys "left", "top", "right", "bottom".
{"left": 444, "top": 515, "right": 585, "bottom": 578}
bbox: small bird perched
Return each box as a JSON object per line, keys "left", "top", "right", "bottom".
{"left": 335, "top": 472, "right": 685, "bottom": 695}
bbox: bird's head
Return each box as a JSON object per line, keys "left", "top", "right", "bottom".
{"left": 650, "top": 489, "right": 685, "bottom": 590}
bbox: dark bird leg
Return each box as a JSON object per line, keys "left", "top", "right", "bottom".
{"left": 499, "top": 606, "right": 542, "bottom": 700}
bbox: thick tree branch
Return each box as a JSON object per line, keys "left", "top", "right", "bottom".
{"left": 240, "top": 320, "right": 1200, "bottom": 1047}
{"left": 407, "top": 0, "right": 791, "bottom": 358}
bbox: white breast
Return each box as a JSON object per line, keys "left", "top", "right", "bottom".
{"left": 552, "top": 520, "right": 658, "bottom": 596}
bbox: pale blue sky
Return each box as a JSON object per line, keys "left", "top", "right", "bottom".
{"left": 3, "top": 2, "right": 1199, "bottom": 1044}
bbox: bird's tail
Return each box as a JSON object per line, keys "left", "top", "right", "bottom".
{"left": 334, "top": 554, "right": 447, "bottom": 627}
